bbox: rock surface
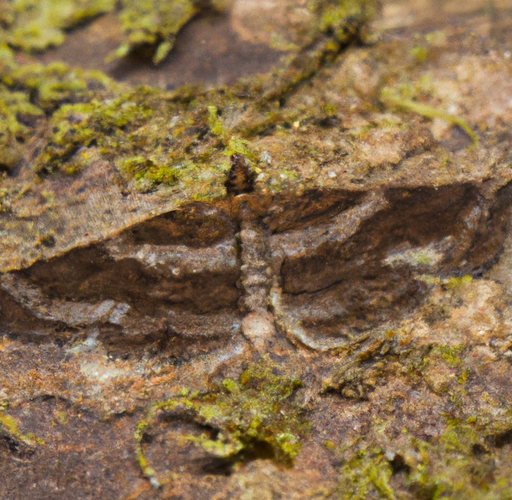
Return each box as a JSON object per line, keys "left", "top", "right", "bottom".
{"left": 2, "top": 1, "right": 512, "bottom": 499}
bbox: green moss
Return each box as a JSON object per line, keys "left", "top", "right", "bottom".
{"left": 268, "top": 168, "right": 302, "bottom": 194}
{"left": 0, "top": 53, "right": 118, "bottom": 173}
{"left": 335, "top": 418, "right": 512, "bottom": 500}
{"left": 0, "top": 0, "right": 115, "bottom": 52}
{"left": 1, "top": 0, "right": 232, "bottom": 65}
{"left": 224, "top": 137, "right": 259, "bottom": 163}
{"left": 422, "top": 344, "right": 471, "bottom": 396}
{"left": 434, "top": 345, "right": 464, "bottom": 369}
{"left": 135, "top": 358, "right": 309, "bottom": 486}
{"left": 399, "top": 422, "right": 507, "bottom": 499}
{"left": 27, "top": 72, "right": 270, "bottom": 192}
{"left": 1, "top": 0, "right": 378, "bottom": 73}
{"left": 0, "top": 84, "right": 43, "bottom": 170}
{"left": 0, "top": 409, "right": 43, "bottom": 447}
{"left": 112, "top": 0, "right": 198, "bottom": 64}
{"left": 117, "top": 156, "right": 178, "bottom": 190}
{"left": 410, "top": 46, "right": 429, "bottom": 63}
{"left": 111, "top": 0, "right": 231, "bottom": 65}
{"left": 323, "top": 440, "right": 336, "bottom": 450}
{"left": 33, "top": 88, "right": 161, "bottom": 179}
{"left": 445, "top": 275, "right": 473, "bottom": 290}
{"left": 28, "top": 80, "right": 241, "bottom": 194}
{"left": 336, "top": 449, "right": 395, "bottom": 500}
{"left": 321, "top": 103, "right": 338, "bottom": 116}
{"left": 207, "top": 104, "right": 224, "bottom": 137}
{"left": 2, "top": 61, "right": 114, "bottom": 109}
{"left": 0, "top": 55, "right": 114, "bottom": 131}
{"left": 0, "top": 0, "right": 381, "bottom": 194}
{"left": 319, "top": 0, "right": 379, "bottom": 44}
{"left": 56, "top": 411, "right": 68, "bottom": 424}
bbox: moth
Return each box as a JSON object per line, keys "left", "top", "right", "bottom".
{"left": 2, "top": 158, "right": 509, "bottom": 358}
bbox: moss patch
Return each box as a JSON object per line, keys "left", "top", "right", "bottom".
{"left": 0, "top": 84, "right": 43, "bottom": 170}
{"left": 335, "top": 419, "right": 512, "bottom": 500}
{"left": 402, "top": 421, "right": 511, "bottom": 499}
{"left": 33, "top": 85, "right": 234, "bottom": 192}
{"left": 135, "top": 358, "right": 309, "bottom": 486}
{"left": 318, "top": 0, "right": 379, "bottom": 43}
{"left": 336, "top": 449, "right": 395, "bottom": 500}
{"left": 0, "top": 407, "right": 44, "bottom": 447}
{"left": 0, "top": 0, "right": 234, "bottom": 65}
{"left": 0, "top": 45, "right": 118, "bottom": 172}
{"left": 113, "top": 0, "right": 201, "bottom": 65}
{"left": 0, "top": 0, "right": 115, "bottom": 52}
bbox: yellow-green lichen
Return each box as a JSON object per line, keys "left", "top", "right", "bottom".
{"left": 336, "top": 449, "right": 395, "bottom": 500}
{"left": 435, "top": 345, "right": 464, "bottom": 369}
{"left": 0, "top": 0, "right": 381, "bottom": 194}
{"left": 224, "top": 137, "right": 259, "bottom": 163}
{"left": 422, "top": 344, "right": 471, "bottom": 396}
{"left": 2, "top": 61, "right": 114, "bottom": 109}
{"left": 334, "top": 417, "right": 512, "bottom": 500}
{"left": 0, "top": 0, "right": 115, "bottom": 52}
{"left": 0, "top": 0, "right": 233, "bottom": 67}
{"left": 319, "top": 0, "right": 379, "bottom": 44}
{"left": 24, "top": 72, "right": 266, "bottom": 195}
{"left": 0, "top": 85, "right": 43, "bottom": 170}
{"left": 0, "top": 51, "right": 118, "bottom": 173}
{"left": 117, "top": 156, "right": 178, "bottom": 190}
{"left": 0, "top": 0, "right": 234, "bottom": 66}
{"left": 34, "top": 90, "right": 154, "bottom": 175}
{"left": 207, "top": 104, "right": 224, "bottom": 137}
{"left": 323, "top": 440, "right": 336, "bottom": 450}
{"left": 111, "top": 0, "right": 231, "bottom": 65}
{"left": 410, "top": 45, "right": 429, "bottom": 63}
{"left": 112, "top": 0, "right": 199, "bottom": 64}
{"left": 1, "top": 0, "right": 379, "bottom": 73}
{"left": 444, "top": 274, "right": 473, "bottom": 290}
{"left": 135, "top": 359, "right": 309, "bottom": 486}
{"left": 0, "top": 408, "right": 44, "bottom": 447}
{"left": 399, "top": 421, "right": 511, "bottom": 500}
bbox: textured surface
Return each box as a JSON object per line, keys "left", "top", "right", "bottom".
{"left": 3, "top": 1, "right": 512, "bottom": 499}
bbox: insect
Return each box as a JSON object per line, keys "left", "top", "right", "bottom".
{"left": 1, "top": 172, "right": 509, "bottom": 358}
{"left": 225, "top": 153, "right": 256, "bottom": 195}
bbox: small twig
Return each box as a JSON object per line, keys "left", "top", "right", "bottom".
{"left": 381, "top": 90, "right": 478, "bottom": 146}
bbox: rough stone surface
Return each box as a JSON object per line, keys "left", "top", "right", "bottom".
{"left": 2, "top": 1, "right": 512, "bottom": 499}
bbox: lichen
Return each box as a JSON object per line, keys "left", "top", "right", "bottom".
{"left": 0, "top": 0, "right": 234, "bottom": 65}
{"left": 318, "top": 0, "right": 379, "bottom": 44}
{"left": 111, "top": 0, "right": 199, "bottom": 64}
{"left": 111, "top": 0, "right": 232, "bottom": 64}
{"left": 0, "top": 47, "right": 119, "bottom": 173}
{"left": 135, "top": 358, "right": 309, "bottom": 486}
{"left": 0, "top": 84, "right": 43, "bottom": 170}
{"left": 400, "top": 421, "right": 512, "bottom": 499}
{"left": 333, "top": 417, "right": 512, "bottom": 500}
{"left": 336, "top": 449, "right": 395, "bottom": 500}
{"left": 0, "top": 0, "right": 115, "bottom": 52}
{"left": 0, "top": 407, "right": 44, "bottom": 447}
{"left": 207, "top": 104, "right": 224, "bottom": 137}
{"left": 2, "top": 60, "right": 114, "bottom": 110}
{"left": 0, "top": 0, "right": 382, "bottom": 194}
{"left": 444, "top": 274, "right": 473, "bottom": 290}
{"left": 24, "top": 75, "right": 270, "bottom": 195}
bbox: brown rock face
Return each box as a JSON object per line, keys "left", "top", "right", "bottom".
{"left": 3, "top": 1, "right": 512, "bottom": 499}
